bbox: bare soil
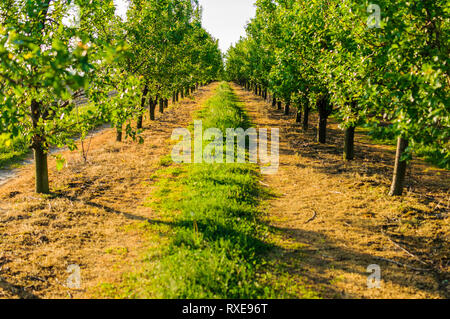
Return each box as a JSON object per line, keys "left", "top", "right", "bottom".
{"left": 0, "top": 82, "right": 448, "bottom": 299}
{"left": 230, "top": 83, "right": 449, "bottom": 299}
{"left": 0, "top": 84, "right": 218, "bottom": 299}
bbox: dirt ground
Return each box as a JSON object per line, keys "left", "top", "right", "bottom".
{"left": 0, "top": 82, "right": 448, "bottom": 299}
{"left": 230, "top": 83, "right": 449, "bottom": 299}
{"left": 0, "top": 83, "right": 218, "bottom": 299}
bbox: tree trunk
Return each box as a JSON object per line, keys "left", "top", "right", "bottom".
{"left": 34, "top": 145, "right": 49, "bottom": 194}
{"left": 296, "top": 109, "right": 302, "bottom": 123}
{"left": 159, "top": 98, "right": 164, "bottom": 113}
{"left": 30, "top": 100, "right": 49, "bottom": 194}
{"left": 137, "top": 85, "right": 149, "bottom": 129}
{"left": 149, "top": 97, "right": 157, "bottom": 120}
{"left": 272, "top": 96, "right": 277, "bottom": 107}
{"left": 137, "top": 115, "right": 143, "bottom": 130}
{"left": 284, "top": 102, "right": 290, "bottom": 115}
{"left": 150, "top": 103, "right": 156, "bottom": 120}
{"left": 389, "top": 137, "right": 409, "bottom": 196}
{"left": 318, "top": 117, "right": 327, "bottom": 143}
{"left": 317, "top": 95, "right": 331, "bottom": 143}
{"left": 116, "top": 126, "right": 122, "bottom": 142}
{"left": 180, "top": 89, "right": 184, "bottom": 99}
{"left": 164, "top": 98, "right": 168, "bottom": 109}
{"left": 277, "top": 101, "right": 282, "bottom": 110}
{"left": 303, "top": 101, "right": 310, "bottom": 131}
{"left": 343, "top": 126, "right": 356, "bottom": 161}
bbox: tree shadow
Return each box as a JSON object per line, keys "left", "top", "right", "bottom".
{"left": 266, "top": 223, "right": 449, "bottom": 299}
{"left": 0, "top": 277, "right": 40, "bottom": 299}
{"left": 55, "top": 192, "right": 176, "bottom": 228}
{"left": 234, "top": 87, "right": 449, "bottom": 298}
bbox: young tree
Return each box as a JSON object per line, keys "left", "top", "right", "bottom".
{"left": 0, "top": 0, "right": 119, "bottom": 193}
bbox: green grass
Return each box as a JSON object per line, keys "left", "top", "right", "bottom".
{"left": 359, "top": 122, "right": 449, "bottom": 170}
{"left": 98, "top": 82, "right": 317, "bottom": 299}
{"left": 0, "top": 133, "right": 30, "bottom": 169}
{"left": 195, "top": 83, "right": 252, "bottom": 133}
{"left": 148, "top": 163, "right": 274, "bottom": 299}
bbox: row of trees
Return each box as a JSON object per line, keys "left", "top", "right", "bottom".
{"left": 226, "top": 0, "right": 448, "bottom": 196}
{"left": 0, "top": 0, "right": 223, "bottom": 194}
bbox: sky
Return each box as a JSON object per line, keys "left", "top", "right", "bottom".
{"left": 198, "top": 0, "right": 256, "bottom": 53}
{"left": 114, "top": 0, "right": 129, "bottom": 20}
{"left": 114, "top": 0, "right": 256, "bottom": 54}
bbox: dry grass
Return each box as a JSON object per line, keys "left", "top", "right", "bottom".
{"left": 230, "top": 83, "right": 449, "bottom": 299}
{"left": 0, "top": 81, "right": 447, "bottom": 299}
{"left": 0, "top": 84, "right": 218, "bottom": 299}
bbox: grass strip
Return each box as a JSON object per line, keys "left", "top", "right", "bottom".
{"left": 97, "top": 82, "right": 318, "bottom": 299}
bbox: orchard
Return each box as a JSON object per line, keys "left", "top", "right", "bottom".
{"left": 226, "top": 0, "right": 449, "bottom": 196}
{"left": 0, "top": 0, "right": 448, "bottom": 301}
{"left": 0, "top": 0, "right": 222, "bottom": 194}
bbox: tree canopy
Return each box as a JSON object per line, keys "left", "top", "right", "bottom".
{"left": 226, "top": 0, "right": 449, "bottom": 195}
{"left": 0, "top": 0, "right": 223, "bottom": 193}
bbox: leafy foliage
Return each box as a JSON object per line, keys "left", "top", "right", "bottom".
{"left": 226, "top": 0, "right": 449, "bottom": 169}
{"left": 0, "top": 0, "right": 223, "bottom": 192}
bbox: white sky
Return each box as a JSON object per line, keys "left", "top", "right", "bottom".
{"left": 114, "top": 0, "right": 256, "bottom": 53}
{"left": 114, "top": 0, "right": 129, "bottom": 20}
{"left": 198, "top": 0, "right": 256, "bottom": 53}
